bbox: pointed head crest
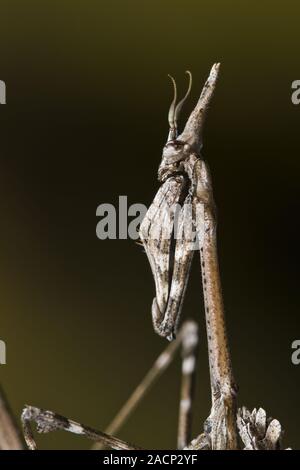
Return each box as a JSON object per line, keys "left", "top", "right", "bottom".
{"left": 165, "top": 63, "right": 220, "bottom": 158}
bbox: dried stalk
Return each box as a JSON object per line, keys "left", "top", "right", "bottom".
{"left": 92, "top": 320, "right": 199, "bottom": 450}
{"left": 177, "top": 321, "right": 198, "bottom": 449}
{"left": 0, "top": 385, "right": 24, "bottom": 450}
{"left": 186, "top": 406, "right": 288, "bottom": 450}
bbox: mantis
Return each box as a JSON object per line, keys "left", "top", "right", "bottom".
{"left": 0, "top": 65, "right": 287, "bottom": 451}
{"left": 139, "top": 64, "right": 238, "bottom": 449}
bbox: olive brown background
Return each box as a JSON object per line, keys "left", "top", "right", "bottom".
{"left": 1, "top": 0, "right": 300, "bottom": 449}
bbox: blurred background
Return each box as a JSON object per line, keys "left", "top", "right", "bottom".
{"left": 0, "top": 0, "right": 300, "bottom": 449}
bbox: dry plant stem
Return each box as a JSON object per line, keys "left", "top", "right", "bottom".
{"left": 105, "top": 336, "right": 180, "bottom": 435}
{"left": 92, "top": 320, "right": 199, "bottom": 450}
{"left": 177, "top": 321, "right": 198, "bottom": 449}
{"left": 0, "top": 385, "right": 24, "bottom": 449}
{"left": 92, "top": 334, "right": 181, "bottom": 450}
{"left": 21, "top": 405, "right": 140, "bottom": 450}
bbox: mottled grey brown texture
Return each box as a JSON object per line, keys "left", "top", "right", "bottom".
{"left": 140, "top": 64, "right": 238, "bottom": 449}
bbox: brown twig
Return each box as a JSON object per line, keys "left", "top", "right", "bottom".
{"left": 177, "top": 321, "right": 198, "bottom": 449}
{"left": 92, "top": 320, "right": 199, "bottom": 450}
{"left": 0, "top": 385, "right": 24, "bottom": 449}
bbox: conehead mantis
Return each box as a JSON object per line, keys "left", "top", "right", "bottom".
{"left": 139, "top": 64, "right": 238, "bottom": 449}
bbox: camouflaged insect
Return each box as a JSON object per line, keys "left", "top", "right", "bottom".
{"left": 140, "top": 65, "right": 218, "bottom": 342}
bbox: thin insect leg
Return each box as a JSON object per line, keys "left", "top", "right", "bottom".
{"left": 177, "top": 321, "right": 199, "bottom": 450}
{"left": 21, "top": 407, "right": 36, "bottom": 450}
{"left": 21, "top": 405, "right": 140, "bottom": 450}
{"left": 0, "top": 385, "right": 24, "bottom": 449}
{"left": 92, "top": 326, "right": 186, "bottom": 449}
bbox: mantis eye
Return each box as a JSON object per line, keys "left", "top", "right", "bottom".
{"left": 172, "top": 142, "right": 184, "bottom": 151}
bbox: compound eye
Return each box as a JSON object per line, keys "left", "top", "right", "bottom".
{"left": 173, "top": 142, "right": 183, "bottom": 151}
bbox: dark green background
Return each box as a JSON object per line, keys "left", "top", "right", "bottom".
{"left": 0, "top": 0, "right": 299, "bottom": 449}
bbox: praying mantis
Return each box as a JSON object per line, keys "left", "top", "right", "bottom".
{"left": 0, "top": 65, "right": 287, "bottom": 451}
{"left": 139, "top": 63, "right": 238, "bottom": 449}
